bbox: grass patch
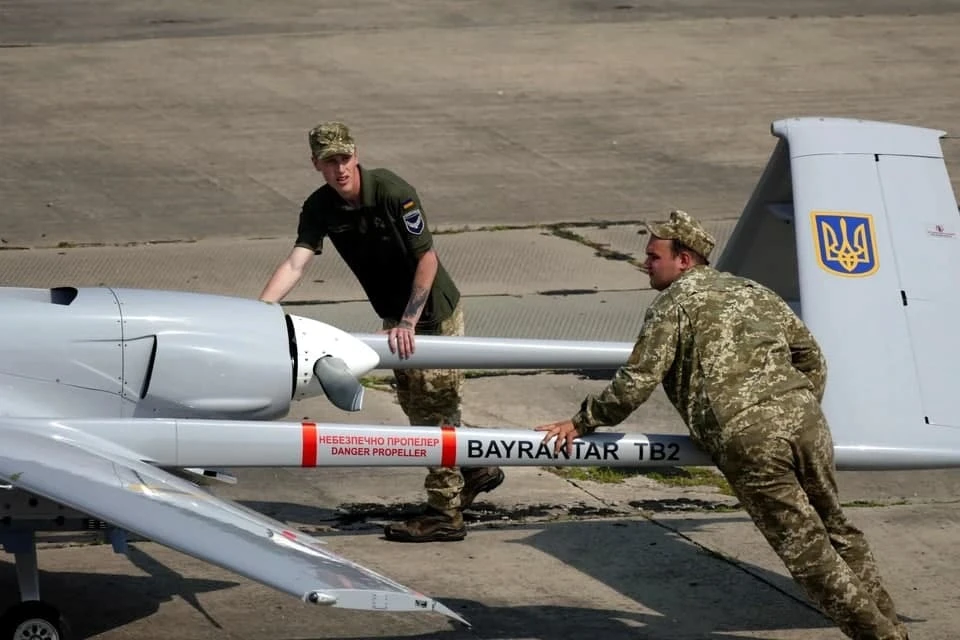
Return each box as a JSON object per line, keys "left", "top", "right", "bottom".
{"left": 463, "top": 369, "right": 550, "bottom": 379}
{"left": 551, "top": 465, "right": 734, "bottom": 495}
{"left": 360, "top": 370, "right": 544, "bottom": 388}
{"left": 359, "top": 375, "right": 394, "bottom": 392}
{"left": 644, "top": 467, "right": 735, "bottom": 496}
{"left": 551, "top": 467, "right": 647, "bottom": 483}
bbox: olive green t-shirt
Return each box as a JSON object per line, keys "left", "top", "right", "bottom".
{"left": 295, "top": 166, "right": 460, "bottom": 332}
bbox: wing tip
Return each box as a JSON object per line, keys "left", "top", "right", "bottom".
{"left": 305, "top": 589, "right": 470, "bottom": 627}
{"left": 432, "top": 599, "right": 471, "bottom": 627}
{"left": 304, "top": 591, "right": 338, "bottom": 606}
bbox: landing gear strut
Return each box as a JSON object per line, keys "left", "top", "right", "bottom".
{"left": 0, "top": 533, "right": 72, "bottom": 640}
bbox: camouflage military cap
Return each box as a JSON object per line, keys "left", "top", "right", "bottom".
{"left": 308, "top": 121, "right": 356, "bottom": 160}
{"left": 645, "top": 209, "right": 716, "bottom": 261}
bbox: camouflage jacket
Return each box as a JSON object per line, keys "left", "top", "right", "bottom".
{"left": 571, "top": 266, "right": 827, "bottom": 453}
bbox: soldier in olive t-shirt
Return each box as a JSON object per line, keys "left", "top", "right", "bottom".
{"left": 259, "top": 122, "right": 504, "bottom": 543}
{"left": 294, "top": 164, "right": 460, "bottom": 332}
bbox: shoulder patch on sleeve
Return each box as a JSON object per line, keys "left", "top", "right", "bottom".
{"left": 401, "top": 198, "right": 417, "bottom": 211}
{"left": 403, "top": 209, "right": 425, "bottom": 235}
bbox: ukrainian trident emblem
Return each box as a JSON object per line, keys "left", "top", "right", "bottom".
{"left": 811, "top": 211, "right": 879, "bottom": 277}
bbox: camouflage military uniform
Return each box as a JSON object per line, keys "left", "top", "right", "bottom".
{"left": 383, "top": 305, "right": 465, "bottom": 513}
{"left": 382, "top": 305, "right": 503, "bottom": 521}
{"left": 571, "top": 212, "right": 907, "bottom": 640}
{"left": 298, "top": 122, "right": 503, "bottom": 543}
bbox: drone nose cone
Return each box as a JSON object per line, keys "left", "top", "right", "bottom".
{"left": 287, "top": 314, "right": 380, "bottom": 402}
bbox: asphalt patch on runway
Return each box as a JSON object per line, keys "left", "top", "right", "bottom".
{"left": 312, "top": 498, "right": 740, "bottom": 534}
{"left": 630, "top": 497, "right": 741, "bottom": 513}
{"left": 323, "top": 501, "right": 624, "bottom": 532}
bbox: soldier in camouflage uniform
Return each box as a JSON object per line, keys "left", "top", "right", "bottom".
{"left": 260, "top": 122, "right": 504, "bottom": 543}
{"left": 536, "top": 210, "right": 908, "bottom": 640}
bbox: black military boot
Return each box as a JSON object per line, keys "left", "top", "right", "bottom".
{"left": 460, "top": 467, "right": 505, "bottom": 510}
{"left": 383, "top": 507, "right": 466, "bottom": 543}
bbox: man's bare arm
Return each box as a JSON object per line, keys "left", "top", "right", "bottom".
{"left": 399, "top": 250, "right": 439, "bottom": 328}
{"left": 259, "top": 247, "right": 315, "bottom": 303}
{"left": 387, "top": 250, "right": 439, "bottom": 359}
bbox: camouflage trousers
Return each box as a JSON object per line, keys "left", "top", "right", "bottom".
{"left": 383, "top": 304, "right": 470, "bottom": 513}
{"left": 717, "top": 392, "right": 907, "bottom": 640}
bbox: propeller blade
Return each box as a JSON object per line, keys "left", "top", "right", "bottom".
{"left": 313, "top": 356, "right": 365, "bottom": 412}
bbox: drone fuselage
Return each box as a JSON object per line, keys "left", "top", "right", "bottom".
{"left": 0, "top": 286, "right": 377, "bottom": 421}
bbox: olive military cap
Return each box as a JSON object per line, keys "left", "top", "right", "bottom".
{"left": 308, "top": 121, "right": 356, "bottom": 160}
{"left": 645, "top": 209, "right": 716, "bottom": 262}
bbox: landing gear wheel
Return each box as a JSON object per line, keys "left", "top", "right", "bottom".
{"left": 0, "top": 601, "right": 72, "bottom": 640}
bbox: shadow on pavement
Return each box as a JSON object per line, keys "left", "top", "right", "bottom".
{"left": 0, "top": 544, "right": 237, "bottom": 639}
{"left": 243, "top": 499, "right": 840, "bottom": 640}
{"left": 0, "top": 502, "right": 894, "bottom": 639}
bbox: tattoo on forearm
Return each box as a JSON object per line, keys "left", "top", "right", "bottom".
{"left": 401, "top": 286, "right": 430, "bottom": 326}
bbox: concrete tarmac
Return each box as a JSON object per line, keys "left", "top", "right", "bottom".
{"left": 1, "top": 1, "right": 960, "bottom": 639}
{"left": 3, "top": 1, "right": 960, "bottom": 247}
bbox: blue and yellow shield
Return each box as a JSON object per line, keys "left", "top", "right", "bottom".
{"left": 810, "top": 211, "right": 879, "bottom": 277}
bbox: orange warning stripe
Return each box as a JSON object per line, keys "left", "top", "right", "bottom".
{"left": 441, "top": 425, "right": 457, "bottom": 467}
{"left": 301, "top": 422, "right": 318, "bottom": 467}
